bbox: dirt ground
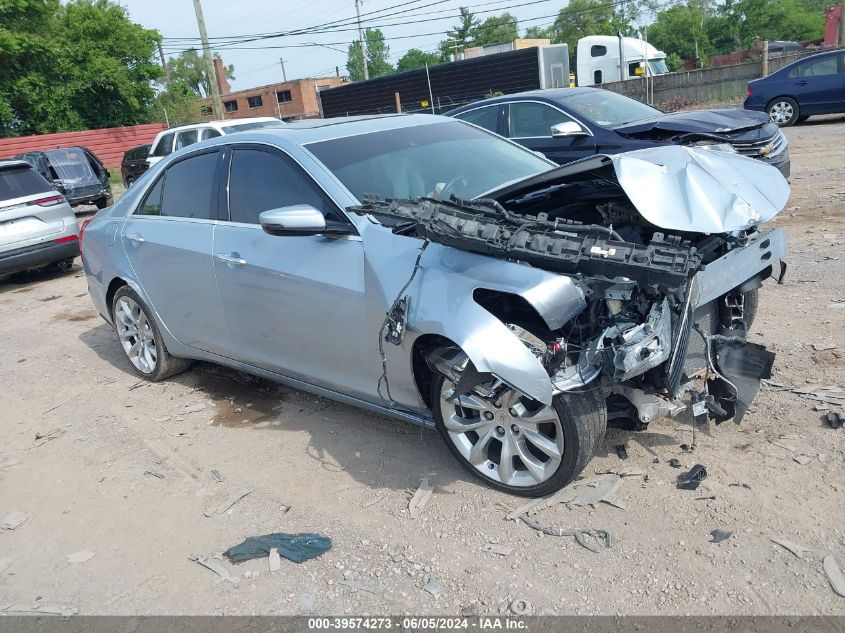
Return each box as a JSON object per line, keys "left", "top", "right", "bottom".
{"left": 1, "top": 116, "right": 844, "bottom": 617}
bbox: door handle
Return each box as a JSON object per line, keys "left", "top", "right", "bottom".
{"left": 215, "top": 253, "right": 247, "bottom": 266}
{"left": 797, "top": 80, "right": 808, "bottom": 86}
{"left": 123, "top": 233, "right": 145, "bottom": 244}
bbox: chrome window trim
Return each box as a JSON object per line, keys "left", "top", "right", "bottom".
{"left": 500, "top": 99, "right": 596, "bottom": 140}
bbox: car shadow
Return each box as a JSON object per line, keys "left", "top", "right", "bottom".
{"left": 0, "top": 261, "right": 81, "bottom": 295}
{"left": 78, "top": 323, "right": 463, "bottom": 493}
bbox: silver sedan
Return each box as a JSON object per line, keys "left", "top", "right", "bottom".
{"left": 82, "top": 114, "right": 788, "bottom": 496}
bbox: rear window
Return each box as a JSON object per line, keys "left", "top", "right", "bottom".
{"left": 0, "top": 165, "right": 52, "bottom": 200}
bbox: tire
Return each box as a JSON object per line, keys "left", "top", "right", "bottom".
{"left": 766, "top": 97, "right": 799, "bottom": 127}
{"left": 431, "top": 371, "right": 607, "bottom": 497}
{"left": 743, "top": 288, "right": 759, "bottom": 331}
{"left": 111, "top": 286, "right": 191, "bottom": 381}
{"left": 44, "top": 258, "right": 74, "bottom": 273}
{"left": 125, "top": 177, "right": 135, "bottom": 188}
{"left": 796, "top": 115, "right": 809, "bottom": 124}
{"left": 95, "top": 196, "right": 111, "bottom": 210}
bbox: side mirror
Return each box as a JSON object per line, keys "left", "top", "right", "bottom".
{"left": 259, "top": 205, "right": 327, "bottom": 236}
{"left": 551, "top": 121, "right": 588, "bottom": 138}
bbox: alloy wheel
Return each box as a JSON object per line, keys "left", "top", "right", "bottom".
{"left": 769, "top": 101, "right": 793, "bottom": 125}
{"left": 115, "top": 296, "right": 157, "bottom": 374}
{"left": 438, "top": 380, "right": 564, "bottom": 487}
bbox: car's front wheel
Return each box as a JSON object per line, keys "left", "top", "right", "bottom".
{"left": 111, "top": 286, "right": 190, "bottom": 381}
{"left": 431, "top": 372, "right": 606, "bottom": 497}
{"left": 767, "top": 97, "right": 799, "bottom": 126}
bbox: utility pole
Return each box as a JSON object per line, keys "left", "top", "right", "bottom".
{"left": 355, "top": 0, "right": 368, "bottom": 80}
{"left": 192, "top": 0, "right": 223, "bottom": 119}
{"left": 157, "top": 40, "right": 171, "bottom": 86}
{"left": 280, "top": 57, "right": 287, "bottom": 82}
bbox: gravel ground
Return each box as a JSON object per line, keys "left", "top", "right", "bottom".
{"left": 1, "top": 116, "right": 844, "bottom": 616}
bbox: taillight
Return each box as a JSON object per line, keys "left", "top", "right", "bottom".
{"left": 746, "top": 87, "right": 752, "bottom": 97}
{"left": 35, "top": 195, "right": 64, "bottom": 207}
{"left": 79, "top": 218, "right": 93, "bottom": 260}
{"left": 54, "top": 235, "right": 78, "bottom": 244}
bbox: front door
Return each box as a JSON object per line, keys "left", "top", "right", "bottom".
{"left": 212, "top": 145, "right": 371, "bottom": 397}
{"left": 505, "top": 101, "right": 597, "bottom": 165}
{"left": 790, "top": 54, "right": 844, "bottom": 114}
{"left": 121, "top": 149, "right": 231, "bottom": 355}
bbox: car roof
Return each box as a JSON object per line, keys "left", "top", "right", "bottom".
{"left": 158, "top": 117, "right": 281, "bottom": 135}
{"left": 0, "top": 159, "right": 35, "bottom": 169}
{"left": 447, "top": 87, "right": 605, "bottom": 112}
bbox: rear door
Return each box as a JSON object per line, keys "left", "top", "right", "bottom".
{"left": 789, "top": 54, "right": 844, "bottom": 113}
{"left": 451, "top": 104, "right": 505, "bottom": 135}
{"left": 0, "top": 165, "right": 71, "bottom": 251}
{"left": 504, "top": 101, "right": 597, "bottom": 165}
{"left": 121, "top": 149, "right": 231, "bottom": 355}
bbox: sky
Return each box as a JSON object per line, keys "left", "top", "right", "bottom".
{"left": 120, "top": 0, "right": 585, "bottom": 92}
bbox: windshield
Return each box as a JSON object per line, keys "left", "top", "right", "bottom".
{"left": 562, "top": 90, "right": 661, "bottom": 127}
{"left": 306, "top": 120, "right": 552, "bottom": 202}
{"left": 648, "top": 58, "right": 669, "bottom": 75}
{"left": 222, "top": 120, "right": 285, "bottom": 133}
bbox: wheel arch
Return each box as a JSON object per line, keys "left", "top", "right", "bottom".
{"left": 105, "top": 277, "right": 129, "bottom": 320}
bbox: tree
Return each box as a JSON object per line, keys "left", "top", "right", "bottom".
{"left": 648, "top": 1, "right": 714, "bottom": 63}
{"left": 0, "top": 0, "right": 162, "bottom": 136}
{"left": 346, "top": 28, "right": 393, "bottom": 81}
{"left": 471, "top": 12, "right": 519, "bottom": 46}
{"left": 440, "top": 6, "right": 479, "bottom": 58}
{"left": 543, "top": 0, "right": 640, "bottom": 64}
{"left": 166, "top": 48, "right": 234, "bottom": 98}
{"left": 713, "top": 0, "right": 823, "bottom": 51}
{"left": 396, "top": 48, "right": 443, "bottom": 73}
{"left": 152, "top": 82, "right": 200, "bottom": 127}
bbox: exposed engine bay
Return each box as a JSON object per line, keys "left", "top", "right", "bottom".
{"left": 351, "top": 146, "right": 790, "bottom": 429}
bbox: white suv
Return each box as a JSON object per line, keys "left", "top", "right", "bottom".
{"left": 147, "top": 117, "right": 284, "bottom": 167}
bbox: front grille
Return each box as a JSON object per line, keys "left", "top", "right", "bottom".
{"left": 731, "top": 129, "right": 787, "bottom": 158}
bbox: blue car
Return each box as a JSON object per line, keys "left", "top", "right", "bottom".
{"left": 447, "top": 88, "right": 790, "bottom": 178}
{"left": 745, "top": 49, "right": 845, "bottom": 126}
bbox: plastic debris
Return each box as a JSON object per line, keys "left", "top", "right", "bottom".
{"left": 204, "top": 485, "right": 253, "bottom": 517}
{"left": 1, "top": 603, "right": 77, "bottom": 616}
{"left": 268, "top": 547, "right": 281, "bottom": 572}
{"left": 66, "top": 550, "right": 95, "bottom": 564}
{"left": 0, "top": 510, "right": 28, "bottom": 530}
{"left": 482, "top": 544, "right": 514, "bottom": 557}
{"left": 771, "top": 538, "right": 811, "bottom": 559}
{"left": 826, "top": 411, "right": 843, "bottom": 429}
{"left": 184, "top": 403, "right": 207, "bottom": 414}
{"left": 823, "top": 555, "right": 845, "bottom": 598}
{"left": 190, "top": 555, "right": 240, "bottom": 585}
{"left": 763, "top": 382, "right": 845, "bottom": 407}
{"left": 596, "top": 467, "right": 643, "bottom": 478}
{"left": 339, "top": 579, "right": 380, "bottom": 594}
{"left": 423, "top": 578, "right": 442, "bottom": 597}
{"left": 668, "top": 458, "right": 682, "bottom": 468}
{"left": 793, "top": 454, "right": 811, "bottom": 465}
{"left": 710, "top": 529, "right": 733, "bottom": 543}
{"left": 143, "top": 470, "right": 165, "bottom": 479}
{"left": 33, "top": 428, "right": 65, "bottom": 447}
{"left": 211, "top": 469, "right": 224, "bottom": 483}
{"left": 684, "top": 464, "right": 707, "bottom": 481}
{"left": 225, "top": 533, "right": 331, "bottom": 564}
{"left": 507, "top": 474, "right": 626, "bottom": 520}
{"left": 519, "top": 515, "right": 611, "bottom": 552}
{"left": 408, "top": 478, "right": 433, "bottom": 519}
{"left": 510, "top": 598, "right": 534, "bottom": 616}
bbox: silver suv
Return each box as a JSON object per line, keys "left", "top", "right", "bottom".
{"left": 0, "top": 160, "right": 79, "bottom": 277}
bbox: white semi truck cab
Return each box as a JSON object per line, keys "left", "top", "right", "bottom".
{"left": 576, "top": 35, "right": 669, "bottom": 87}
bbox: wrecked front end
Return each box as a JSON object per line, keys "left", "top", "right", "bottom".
{"left": 354, "top": 146, "right": 789, "bottom": 430}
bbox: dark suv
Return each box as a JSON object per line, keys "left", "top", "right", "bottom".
{"left": 121, "top": 144, "right": 151, "bottom": 187}
{"left": 15, "top": 147, "right": 113, "bottom": 209}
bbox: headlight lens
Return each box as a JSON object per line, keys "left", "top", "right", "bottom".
{"left": 689, "top": 141, "right": 739, "bottom": 154}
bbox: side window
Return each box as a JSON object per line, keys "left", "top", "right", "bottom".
{"left": 800, "top": 56, "right": 839, "bottom": 77}
{"left": 152, "top": 133, "right": 175, "bottom": 157}
{"left": 228, "top": 148, "right": 338, "bottom": 224}
{"left": 591, "top": 45, "right": 607, "bottom": 57}
{"left": 455, "top": 106, "right": 499, "bottom": 133}
{"left": 159, "top": 152, "right": 219, "bottom": 220}
{"left": 508, "top": 102, "right": 576, "bottom": 138}
{"left": 628, "top": 62, "right": 643, "bottom": 77}
{"left": 175, "top": 129, "right": 199, "bottom": 150}
{"left": 201, "top": 128, "right": 221, "bottom": 140}
{"left": 788, "top": 65, "right": 799, "bottom": 78}
{"left": 137, "top": 177, "right": 164, "bottom": 216}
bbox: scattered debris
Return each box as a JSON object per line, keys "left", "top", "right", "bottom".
{"left": 507, "top": 474, "right": 626, "bottom": 520}
{"left": 362, "top": 495, "right": 386, "bottom": 509}
{"left": 190, "top": 555, "right": 240, "bottom": 585}
{"left": 66, "top": 550, "right": 95, "bottom": 564}
{"left": 710, "top": 529, "right": 733, "bottom": 543}
{"left": 792, "top": 454, "right": 812, "bottom": 465}
{"left": 826, "top": 411, "right": 843, "bottom": 429}
{"left": 677, "top": 480, "right": 701, "bottom": 491}
{"left": 652, "top": 457, "right": 660, "bottom": 464}
{"left": 680, "top": 443, "right": 692, "bottom": 452}
{"left": 225, "top": 533, "right": 332, "bottom": 564}
{"left": 812, "top": 343, "right": 837, "bottom": 351}
{"left": 1, "top": 603, "right": 77, "bottom": 616}
{"left": 519, "top": 515, "right": 611, "bottom": 552}
{"left": 771, "top": 538, "right": 811, "bottom": 559}
{"left": 668, "top": 458, "right": 682, "bottom": 468}
{"left": 0, "top": 510, "right": 28, "bottom": 530}
{"left": 184, "top": 403, "right": 207, "bottom": 414}
{"left": 729, "top": 482, "right": 752, "bottom": 489}
{"left": 143, "top": 470, "right": 165, "bottom": 479}
{"left": 596, "top": 466, "right": 643, "bottom": 478}
{"left": 823, "top": 555, "right": 845, "bottom": 598}
{"left": 763, "top": 382, "right": 845, "bottom": 406}
{"left": 152, "top": 415, "right": 172, "bottom": 424}
{"left": 773, "top": 440, "right": 797, "bottom": 452}
{"left": 408, "top": 478, "right": 433, "bottom": 519}
{"left": 33, "top": 428, "right": 65, "bottom": 446}
{"left": 615, "top": 444, "right": 629, "bottom": 460}
{"left": 695, "top": 495, "right": 716, "bottom": 501}
{"left": 268, "top": 547, "right": 281, "bottom": 572}
{"left": 40, "top": 392, "right": 81, "bottom": 418}
{"left": 210, "top": 469, "right": 224, "bottom": 483}
{"left": 423, "top": 578, "right": 443, "bottom": 597}
{"left": 676, "top": 464, "right": 707, "bottom": 489}
{"left": 204, "top": 485, "right": 253, "bottom": 517}
{"left": 339, "top": 579, "right": 380, "bottom": 594}
{"left": 509, "top": 598, "right": 534, "bottom": 616}
{"left": 482, "top": 544, "right": 514, "bottom": 557}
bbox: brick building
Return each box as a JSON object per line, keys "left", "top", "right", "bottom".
{"left": 199, "top": 76, "right": 345, "bottom": 122}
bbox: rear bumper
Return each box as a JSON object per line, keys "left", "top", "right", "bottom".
{"left": 0, "top": 239, "right": 79, "bottom": 276}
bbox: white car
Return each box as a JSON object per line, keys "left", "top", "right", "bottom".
{"left": 147, "top": 117, "right": 284, "bottom": 167}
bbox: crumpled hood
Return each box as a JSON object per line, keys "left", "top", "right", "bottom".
{"left": 488, "top": 145, "right": 790, "bottom": 234}
{"left": 615, "top": 108, "right": 770, "bottom": 136}
{"left": 609, "top": 145, "right": 789, "bottom": 233}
